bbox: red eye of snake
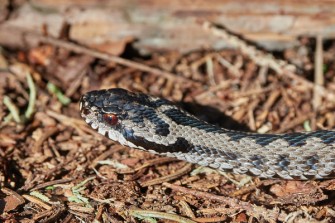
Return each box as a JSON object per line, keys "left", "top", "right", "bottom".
{"left": 103, "top": 113, "right": 118, "bottom": 125}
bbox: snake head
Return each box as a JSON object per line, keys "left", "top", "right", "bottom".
{"left": 79, "top": 88, "right": 172, "bottom": 149}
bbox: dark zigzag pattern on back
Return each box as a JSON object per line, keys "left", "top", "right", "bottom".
{"left": 92, "top": 88, "right": 171, "bottom": 109}
{"left": 163, "top": 108, "right": 335, "bottom": 146}
{"left": 123, "top": 127, "right": 240, "bottom": 161}
{"left": 122, "top": 127, "right": 321, "bottom": 172}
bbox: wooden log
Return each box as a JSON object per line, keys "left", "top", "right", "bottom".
{"left": 1, "top": 0, "right": 335, "bottom": 54}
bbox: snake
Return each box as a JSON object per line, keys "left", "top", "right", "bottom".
{"left": 80, "top": 88, "right": 335, "bottom": 180}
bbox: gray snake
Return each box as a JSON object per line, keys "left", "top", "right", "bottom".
{"left": 80, "top": 88, "right": 335, "bottom": 180}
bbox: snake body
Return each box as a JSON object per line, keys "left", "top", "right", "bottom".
{"left": 80, "top": 88, "right": 335, "bottom": 180}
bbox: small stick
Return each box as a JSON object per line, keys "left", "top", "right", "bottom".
{"left": 203, "top": 21, "right": 296, "bottom": 75}
{"left": 24, "top": 32, "right": 195, "bottom": 84}
{"left": 129, "top": 207, "right": 197, "bottom": 223}
{"left": 313, "top": 35, "right": 324, "bottom": 111}
{"left": 163, "top": 182, "right": 283, "bottom": 222}
{"left": 140, "top": 163, "right": 193, "bottom": 187}
{"left": 203, "top": 21, "right": 335, "bottom": 103}
{"left": 31, "top": 178, "right": 74, "bottom": 191}
{"left": 22, "top": 194, "right": 52, "bottom": 210}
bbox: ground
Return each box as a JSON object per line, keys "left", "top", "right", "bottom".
{"left": 1, "top": 20, "right": 335, "bottom": 223}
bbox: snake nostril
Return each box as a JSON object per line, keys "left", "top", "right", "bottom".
{"left": 82, "top": 108, "right": 91, "bottom": 115}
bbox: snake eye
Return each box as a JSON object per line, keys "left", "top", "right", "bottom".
{"left": 103, "top": 113, "right": 118, "bottom": 125}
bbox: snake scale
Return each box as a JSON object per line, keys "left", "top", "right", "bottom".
{"left": 80, "top": 88, "right": 335, "bottom": 180}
